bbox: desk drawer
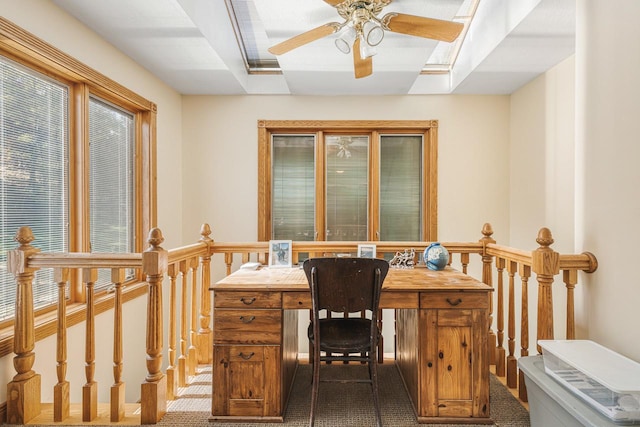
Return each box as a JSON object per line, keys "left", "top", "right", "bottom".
{"left": 215, "top": 291, "right": 281, "bottom": 309}
{"left": 420, "top": 291, "right": 488, "bottom": 309}
{"left": 214, "top": 309, "right": 281, "bottom": 344}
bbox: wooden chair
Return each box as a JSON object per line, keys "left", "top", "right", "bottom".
{"left": 303, "top": 257, "right": 389, "bottom": 427}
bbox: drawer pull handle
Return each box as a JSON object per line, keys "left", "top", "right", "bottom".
{"left": 239, "top": 315, "right": 256, "bottom": 323}
{"left": 446, "top": 298, "right": 462, "bottom": 306}
{"left": 240, "top": 297, "right": 256, "bottom": 305}
{"left": 239, "top": 352, "right": 255, "bottom": 360}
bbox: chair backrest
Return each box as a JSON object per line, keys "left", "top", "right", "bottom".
{"left": 303, "top": 257, "right": 389, "bottom": 315}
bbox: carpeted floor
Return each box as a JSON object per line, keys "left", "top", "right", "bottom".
{"left": 160, "top": 363, "right": 530, "bottom": 427}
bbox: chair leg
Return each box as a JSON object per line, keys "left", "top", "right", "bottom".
{"left": 369, "top": 357, "right": 383, "bottom": 427}
{"left": 309, "top": 350, "right": 320, "bottom": 427}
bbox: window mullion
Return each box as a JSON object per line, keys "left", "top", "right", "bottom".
{"left": 315, "top": 131, "right": 325, "bottom": 241}
{"left": 70, "top": 83, "right": 91, "bottom": 303}
{"left": 370, "top": 131, "right": 380, "bottom": 241}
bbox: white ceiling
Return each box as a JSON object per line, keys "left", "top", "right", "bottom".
{"left": 52, "top": 0, "right": 575, "bottom": 96}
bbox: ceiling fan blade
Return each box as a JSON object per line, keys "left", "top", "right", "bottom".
{"left": 353, "top": 38, "right": 372, "bottom": 79}
{"left": 385, "top": 13, "right": 463, "bottom": 43}
{"left": 268, "top": 23, "right": 339, "bottom": 56}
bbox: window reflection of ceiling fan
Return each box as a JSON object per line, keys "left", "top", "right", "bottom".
{"left": 268, "top": 0, "right": 464, "bottom": 79}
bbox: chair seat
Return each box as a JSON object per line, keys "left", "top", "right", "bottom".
{"left": 308, "top": 318, "right": 377, "bottom": 353}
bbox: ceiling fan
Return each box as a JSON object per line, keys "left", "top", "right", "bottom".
{"left": 268, "top": 0, "right": 464, "bottom": 79}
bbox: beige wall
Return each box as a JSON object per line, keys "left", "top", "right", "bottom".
{"left": 509, "top": 0, "right": 640, "bottom": 364}
{"left": 509, "top": 56, "right": 577, "bottom": 356}
{"left": 181, "top": 95, "right": 511, "bottom": 245}
{"left": 0, "top": 0, "right": 184, "bottom": 403}
{"left": 575, "top": 0, "right": 640, "bottom": 361}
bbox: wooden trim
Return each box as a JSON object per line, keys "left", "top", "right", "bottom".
{"left": 315, "top": 131, "right": 325, "bottom": 241}
{"left": 259, "top": 119, "right": 438, "bottom": 130}
{"left": 426, "top": 126, "right": 439, "bottom": 241}
{"left": 370, "top": 131, "right": 380, "bottom": 241}
{"left": 257, "top": 123, "right": 270, "bottom": 241}
{"left": 140, "top": 106, "right": 158, "bottom": 248}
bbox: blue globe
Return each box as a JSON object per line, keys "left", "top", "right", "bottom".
{"left": 423, "top": 243, "right": 449, "bottom": 271}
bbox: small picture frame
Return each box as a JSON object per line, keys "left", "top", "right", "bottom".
{"left": 357, "top": 244, "right": 376, "bottom": 259}
{"left": 269, "top": 240, "right": 293, "bottom": 268}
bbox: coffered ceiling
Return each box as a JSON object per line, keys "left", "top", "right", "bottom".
{"left": 52, "top": 0, "right": 575, "bottom": 95}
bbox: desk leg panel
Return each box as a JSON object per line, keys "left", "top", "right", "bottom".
{"left": 395, "top": 308, "right": 419, "bottom": 413}
{"left": 472, "top": 309, "right": 490, "bottom": 419}
{"left": 281, "top": 308, "right": 299, "bottom": 413}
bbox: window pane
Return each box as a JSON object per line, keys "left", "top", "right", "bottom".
{"left": 89, "top": 97, "right": 134, "bottom": 287}
{"left": 326, "top": 135, "right": 368, "bottom": 241}
{"left": 0, "top": 57, "right": 69, "bottom": 320}
{"left": 379, "top": 135, "right": 422, "bottom": 241}
{"left": 272, "top": 135, "right": 315, "bottom": 240}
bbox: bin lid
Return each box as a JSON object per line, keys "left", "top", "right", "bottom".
{"left": 539, "top": 340, "right": 640, "bottom": 393}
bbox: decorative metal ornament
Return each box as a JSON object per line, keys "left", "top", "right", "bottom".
{"left": 389, "top": 248, "right": 415, "bottom": 269}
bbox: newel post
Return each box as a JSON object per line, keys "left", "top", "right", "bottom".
{"left": 532, "top": 228, "right": 559, "bottom": 354}
{"left": 141, "top": 228, "right": 168, "bottom": 424}
{"left": 6, "top": 226, "right": 42, "bottom": 424}
{"left": 479, "top": 223, "right": 497, "bottom": 364}
{"left": 197, "top": 223, "right": 214, "bottom": 364}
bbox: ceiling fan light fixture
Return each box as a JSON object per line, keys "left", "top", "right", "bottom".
{"left": 363, "top": 20, "right": 384, "bottom": 46}
{"left": 359, "top": 35, "right": 377, "bottom": 59}
{"left": 335, "top": 26, "right": 356, "bottom": 54}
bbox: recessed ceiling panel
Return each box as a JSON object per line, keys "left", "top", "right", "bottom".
{"left": 51, "top": 0, "right": 577, "bottom": 95}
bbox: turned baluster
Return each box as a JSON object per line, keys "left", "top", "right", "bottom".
{"left": 460, "top": 252, "right": 470, "bottom": 274}
{"left": 518, "top": 264, "right": 531, "bottom": 402}
{"left": 188, "top": 257, "right": 199, "bottom": 376}
{"left": 166, "top": 264, "right": 179, "bottom": 400}
{"left": 111, "top": 268, "right": 126, "bottom": 422}
{"left": 54, "top": 267, "right": 70, "bottom": 422}
{"left": 563, "top": 269, "right": 577, "bottom": 340}
{"left": 506, "top": 261, "right": 518, "bottom": 388}
{"left": 224, "top": 252, "right": 233, "bottom": 276}
{"left": 141, "top": 228, "right": 168, "bottom": 424}
{"left": 532, "top": 228, "right": 559, "bottom": 354}
{"left": 6, "top": 226, "right": 42, "bottom": 424}
{"left": 198, "top": 223, "right": 214, "bottom": 364}
{"left": 479, "top": 223, "right": 497, "bottom": 365}
{"left": 82, "top": 268, "right": 98, "bottom": 422}
{"left": 495, "top": 257, "right": 506, "bottom": 376}
{"left": 178, "top": 260, "right": 188, "bottom": 387}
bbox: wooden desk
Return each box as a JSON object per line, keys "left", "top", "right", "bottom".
{"left": 210, "top": 266, "right": 493, "bottom": 424}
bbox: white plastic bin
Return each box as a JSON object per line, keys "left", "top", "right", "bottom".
{"left": 519, "top": 355, "right": 638, "bottom": 426}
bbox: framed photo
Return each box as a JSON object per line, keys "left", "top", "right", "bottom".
{"left": 357, "top": 244, "right": 376, "bottom": 259}
{"left": 269, "top": 240, "right": 293, "bottom": 268}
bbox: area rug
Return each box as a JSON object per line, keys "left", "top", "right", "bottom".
{"left": 159, "top": 363, "right": 530, "bottom": 427}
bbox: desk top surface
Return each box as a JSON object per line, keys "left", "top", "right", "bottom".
{"left": 212, "top": 265, "right": 492, "bottom": 292}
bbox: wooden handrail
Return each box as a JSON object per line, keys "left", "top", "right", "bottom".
{"left": 25, "top": 253, "right": 143, "bottom": 269}
{"left": 5, "top": 222, "right": 598, "bottom": 424}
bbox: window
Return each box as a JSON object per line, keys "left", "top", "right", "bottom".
{"left": 89, "top": 98, "right": 136, "bottom": 286}
{"left": 258, "top": 120, "right": 438, "bottom": 243}
{"left": 0, "top": 17, "right": 156, "bottom": 324}
{"left": 0, "top": 57, "right": 69, "bottom": 319}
